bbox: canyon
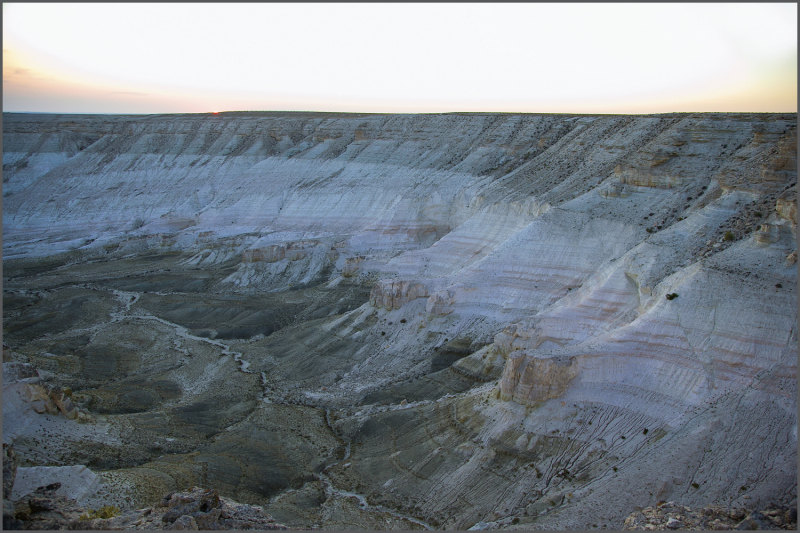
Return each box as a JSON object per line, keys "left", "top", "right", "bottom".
{"left": 2, "top": 111, "right": 797, "bottom": 529}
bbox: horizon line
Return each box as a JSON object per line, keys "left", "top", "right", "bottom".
{"left": 4, "top": 109, "right": 797, "bottom": 117}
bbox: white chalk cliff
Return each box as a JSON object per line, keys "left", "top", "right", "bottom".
{"left": 3, "top": 111, "right": 796, "bottom": 529}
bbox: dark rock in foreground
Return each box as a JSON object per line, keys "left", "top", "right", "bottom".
{"left": 623, "top": 501, "right": 797, "bottom": 530}
{"left": 4, "top": 484, "right": 293, "bottom": 530}
{"left": 3, "top": 453, "right": 292, "bottom": 531}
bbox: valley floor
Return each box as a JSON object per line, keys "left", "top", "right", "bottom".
{"left": 3, "top": 111, "right": 796, "bottom": 529}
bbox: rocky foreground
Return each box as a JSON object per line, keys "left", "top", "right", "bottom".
{"left": 5, "top": 439, "right": 796, "bottom": 531}
{"left": 2, "top": 111, "right": 796, "bottom": 529}
{"left": 622, "top": 501, "right": 796, "bottom": 531}
{"left": 4, "top": 442, "right": 290, "bottom": 530}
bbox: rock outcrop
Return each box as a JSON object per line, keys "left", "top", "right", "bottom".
{"left": 243, "top": 245, "right": 285, "bottom": 263}
{"left": 776, "top": 186, "right": 797, "bottom": 224}
{"left": 2, "top": 111, "right": 796, "bottom": 530}
{"left": 2, "top": 445, "right": 290, "bottom": 530}
{"left": 341, "top": 255, "right": 365, "bottom": 277}
{"left": 5, "top": 483, "right": 291, "bottom": 530}
{"left": 623, "top": 501, "right": 797, "bottom": 530}
{"left": 499, "top": 351, "right": 579, "bottom": 403}
{"left": 369, "top": 279, "right": 430, "bottom": 309}
{"left": 6, "top": 482, "right": 86, "bottom": 530}
{"left": 3, "top": 362, "right": 84, "bottom": 421}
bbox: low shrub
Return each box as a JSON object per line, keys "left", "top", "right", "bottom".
{"left": 79, "top": 506, "right": 121, "bottom": 520}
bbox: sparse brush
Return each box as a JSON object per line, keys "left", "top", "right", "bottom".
{"left": 723, "top": 231, "right": 734, "bottom": 241}
{"left": 666, "top": 293, "right": 679, "bottom": 300}
{"left": 79, "top": 505, "right": 121, "bottom": 520}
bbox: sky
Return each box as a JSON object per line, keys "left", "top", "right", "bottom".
{"left": 2, "top": 3, "right": 797, "bottom": 115}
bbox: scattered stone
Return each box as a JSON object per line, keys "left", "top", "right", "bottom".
{"left": 3, "top": 361, "right": 87, "bottom": 421}
{"left": 665, "top": 517, "right": 681, "bottom": 528}
{"left": 8, "top": 482, "right": 86, "bottom": 530}
{"left": 3, "top": 483, "right": 293, "bottom": 530}
{"left": 3, "top": 112, "right": 796, "bottom": 531}
{"left": 2, "top": 454, "right": 291, "bottom": 530}
{"left": 161, "top": 488, "right": 221, "bottom": 524}
{"left": 169, "top": 514, "right": 199, "bottom": 530}
{"left": 623, "top": 502, "right": 797, "bottom": 530}
{"left": 734, "top": 511, "right": 777, "bottom": 530}
{"left": 50, "top": 389, "right": 79, "bottom": 420}
{"left": 2, "top": 362, "right": 39, "bottom": 384}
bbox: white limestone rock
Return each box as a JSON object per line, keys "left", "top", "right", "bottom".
{"left": 2, "top": 111, "right": 795, "bottom": 529}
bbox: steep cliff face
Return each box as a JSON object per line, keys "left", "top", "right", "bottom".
{"left": 3, "top": 111, "right": 796, "bottom": 530}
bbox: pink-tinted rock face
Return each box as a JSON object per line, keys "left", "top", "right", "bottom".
{"left": 285, "top": 240, "right": 319, "bottom": 261}
{"left": 425, "top": 286, "right": 459, "bottom": 316}
{"left": 499, "top": 351, "right": 579, "bottom": 403}
{"left": 776, "top": 187, "right": 797, "bottom": 224}
{"left": 2, "top": 112, "right": 796, "bottom": 531}
{"left": 242, "top": 245, "right": 285, "bottom": 263}
{"left": 760, "top": 129, "right": 797, "bottom": 188}
{"left": 369, "top": 280, "right": 429, "bottom": 309}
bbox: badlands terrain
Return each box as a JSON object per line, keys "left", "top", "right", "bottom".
{"left": 2, "top": 111, "right": 797, "bottom": 530}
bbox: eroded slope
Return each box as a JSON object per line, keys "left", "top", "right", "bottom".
{"left": 3, "top": 111, "right": 796, "bottom": 530}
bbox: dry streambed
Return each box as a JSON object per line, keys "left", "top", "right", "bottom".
{"left": 3, "top": 251, "right": 436, "bottom": 527}
{"left": 3, "top": 112, "right": 796, "bottom": 530}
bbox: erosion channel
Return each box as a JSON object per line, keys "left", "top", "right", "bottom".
{"left": 3, "top": 111, "right": 797, "bottom": 529}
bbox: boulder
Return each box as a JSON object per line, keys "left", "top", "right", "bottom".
{"left": 169, "top": 514, "right": 199, "bottom": 529}
{"left": 425, "top": 286, "right": 459, "bottom": 316}
{"left": 50, "top": 389, "right": 79, "bottom": 420}
{"left": 8, "top": 482, "right": 85, "bottom": 530}
{"left": 755, "top": 224, "right": 779, "bottom": 244}
{"left": 598, "top": 182, "right": 631, "bottom": 198}
{"left": 10, "top": 465, "right": 101, "bottom": 505}
{"left": 23, "top": 383, "right": 60, "bottom": 416}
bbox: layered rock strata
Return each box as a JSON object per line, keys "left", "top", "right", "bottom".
{"left": 3, "top": 111, "right": 796, "bottom": 530}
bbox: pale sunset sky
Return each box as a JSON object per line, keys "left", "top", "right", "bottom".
{"left": 2, "top": 3, "right": 797, "bottom": 115}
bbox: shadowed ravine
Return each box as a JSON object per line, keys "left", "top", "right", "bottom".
{"left": 3, "top": 111, "right": 796, "bottom": 530}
